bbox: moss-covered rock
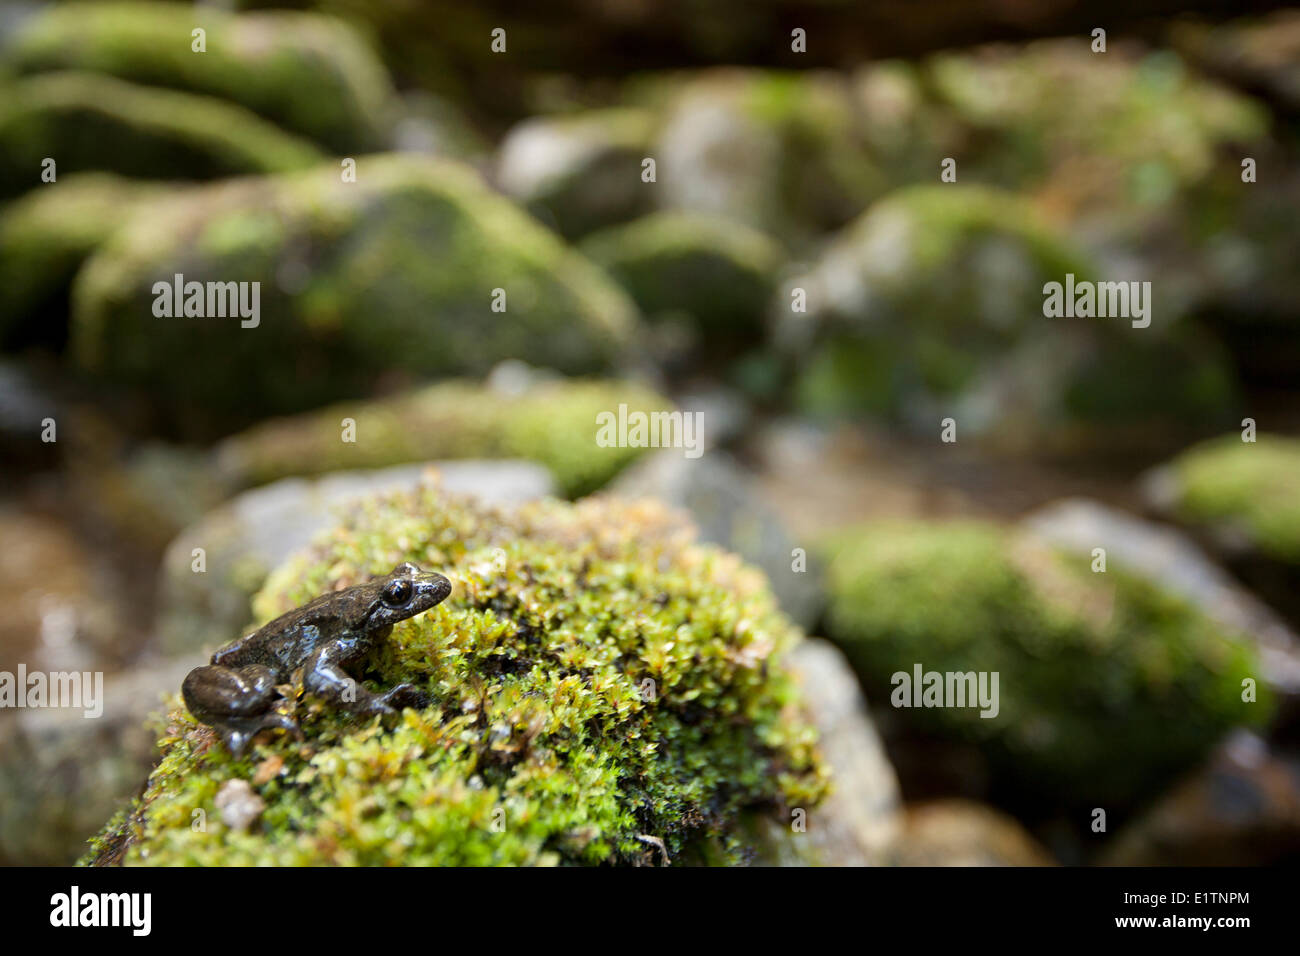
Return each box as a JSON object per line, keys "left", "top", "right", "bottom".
{"left": 5, "top": 2, "right": 397, "bottom": 153}
{"left": 821, "top": 519, "right": 1268, "bottom": 805}
{"left": 0, "top": 173, "right": 172, "bottom": 350}
{"left": 70, "top": 154, "right": 639, "bottom": 436}
{"left": 785, "top": 184, "right": 1239, "bottom": 451}
{"left": 496, "top": 108, "right": 656, "bottom": 239}
{"left": 1148, "top": 435, "right": 1300, "bottom": 593}
{"left": 86, "top": 488, "right": 827, "bottom": 866}
{"left": 0, "top": 72, "right": 324, "bottom": 199}
{"left": 650, "top": 69, "right": 884, "bottom": 244}
{"left": 580, "top": 212, "right": 783, "bottom": 349}
{"left": 216, "top": 378, "right": 672, "bottom": 498}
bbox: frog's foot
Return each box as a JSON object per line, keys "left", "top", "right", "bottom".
{"left": 218, "top": 712, "right": 303, "bottom": 760}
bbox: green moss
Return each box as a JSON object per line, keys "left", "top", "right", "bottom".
{"left": 5, "top": 2, "right": 397, "bottom": 152}
{"left": 1170, "top": 434, "right": 1300, "bottom": 566}
{"left": 86, "top": 490, "right": 827, "bottom": 866}
{"left": 0, "top": 72, "right": 324, "bottom": 199}
{"left": 580, "top": 212, "right": 782, "bottom": 342}
{"left": 70, "top": 154, "right": 640, "bottom": 436}
{"left": 821, "top": 520, "right": 1268, "bottom": 804}
{"left": 0, "top": 173, "right": 172, "bottom": 348}
{"left": 217, "top": 378, "right": 673, "bottom": 498}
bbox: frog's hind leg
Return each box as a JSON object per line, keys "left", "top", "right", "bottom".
{"left": 182, "top": 664, "right": 302, "bottom": 756}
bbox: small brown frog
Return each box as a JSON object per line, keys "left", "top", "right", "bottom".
{"left": 182, "top": 562, "right": 452, "bottom": 757}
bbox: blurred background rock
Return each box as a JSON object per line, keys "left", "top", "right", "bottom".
{"left": 1, "top": 0, "right": 1298, "bottom": 865}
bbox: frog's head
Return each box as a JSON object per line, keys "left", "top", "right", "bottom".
{"left": 364, "top": 562, "right": 453, "bottom": 629}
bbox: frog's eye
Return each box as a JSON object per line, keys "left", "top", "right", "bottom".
{"left": 382, "top": 578, "right": 414, "bottom": 607}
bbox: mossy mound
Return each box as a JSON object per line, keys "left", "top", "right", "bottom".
{"left": 581, "top": 212, "right": 783, "bottom": 345}
{"left": 86, "top": 489, "right": 827, "bottom": 866}
{"left": 0, "top": 72, "right": 323, "bottom": 199}
{"left": 821, "top": 520, "right": 1267, "bottom": 805}
{"left": 0, "top": 173, "right": 172, "bottom": 350}
{"left": 651, "top": 69, "right": 884, "bottom": 243}
{"left": 1163, "top": 434, "right": 1300, "bottom": 567}
{"left": 788, "top": 184, "right": 1238, "bottom": 449}
{"left": 497, "top": 108, "right": 656, "bottom": 239}
{"left": 70, "top": 154, "right": 639, "bottom": 436}
{"left": 5, "top": 2, "right": 397, "bottom": 153}
{"left": 217, "top": 378, "right": 673, "bottom": 498}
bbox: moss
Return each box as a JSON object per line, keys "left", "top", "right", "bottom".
{"left": 0, "top": 72, "right": 324, "bottom": 199}
{"left": 580, "top": 212, "right": 783, "bottom": 343}
{"left": 217, "top": 378, "right": 673, "bottom": 498}
{"left": 821, "top": 520, "right": 1268, "bottom": 805}
{"left": 85, "top": 489, "right": 827, "bottom": 866}
{"left": 789, "top": 184, "right": 1238, "bottom": 444}
{"left": 70, "top": 154, "right": 640, "bottom": 436}
{"left": 1169, "top": 434, "right": 1300, "bottom": 566}
{"left": 0, "top": 173, "right": 172, "bottom": 349}
{"left": 5, "top": 2, "right": 397, "bottom": 152}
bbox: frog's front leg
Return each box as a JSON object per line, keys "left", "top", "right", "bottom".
{"left": 302, "top": 639, "right": 429, "bottom": 718}
{"left": 182, "top": 664, "right": 302, "bottom": 758}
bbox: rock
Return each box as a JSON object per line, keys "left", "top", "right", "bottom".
{"left": 0, "top": 72, "right": 323, "bottom": 200}
{"left": 580, "top": 211, "right": 784, "bottom": 359}
{"left": 89, "top": 489, "right": 829, "bottom": 866}
{"left": 4, "top": 1, "right": 398, "bottom": 152}
{"left": 744, "top": 638, "right": 900, "bottom": 865}
{"left": 215, "top": 376, "right": 670, "bottom": 498}
{"left": 70, "top": 154, "right": 639, "bottom": 436}
{"left": 889, "top": 799, "right": 1057, "bottom": 866}
{"left": 0, "top": 656, "right": 192, "bottom": 865}
{"left": 610, "top": 449, "right": 824, "bottom": 631}
{"left": 496, "top": 108, "right": 655, "bottom": 238}
{"left": 0, "top": 509, "right": 131, "bottom": 674}
{"left": 820, "top": 519, "right": 1270, "bottom": 807}
{"left": 651, "top": 69, "right": 883, "bottom": 243}
{"left": 156, "top": 460, "right": 555, "bottom": 657}
{"left": 1023, "top": 497, "right": 1300, "bottom": 693}
{"left": 1142, "top": 434, "right": 1300, "bottom": 626}
{"left": 214, "top": 779, "right": 265, "bottom": 833}
{"left": 784, "top": 184, "right": 1239, "bottom": 452}
{"left": 1101, "top": 731, "right": 1300, "bottom": 866}
{"left": 0, "top": 174, "right": 172, "bottom": 350}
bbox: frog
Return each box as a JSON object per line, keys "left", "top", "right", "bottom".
{"left": 181, "top": 562, "right": 453, "bottom": 757}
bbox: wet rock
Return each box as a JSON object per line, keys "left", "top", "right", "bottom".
{"left": 496, "top": 108, "right": 655, "bottom": 238}
{"left": 1101, "top": 731, "right": 1300, "bottom": 866}
{"left": 1142, "top": 434, "right": 1300, "bottom": 626}
{"left": 783, "top": 184, "right": 1239, "bottom": 453}
{"left": 0, "top": 174, "right": 172, "bottom": 350}
{"left": 215, "top": 376, "right": 670, "bottom": 498}
{"left": 745, "top": 637, "right": 900, "bottom": 865}
{"left": 1023, "top": 497, "right": 1300, "bottom": 694}
{"left": 5, "top": 1, "right": 399, "bottom": 152}
{"left": 610, "top": 449, "right": 824, "bottom": 630}
{"left": 0, "top": 72, "right": 323, "bottom": 200}
{"left": 580, "top": 211, "right": 783, "bottom": 362}
{"left": 652, "top": 69, "right": 883, "bottom": 243}
{"left": 821, "top": 518, "right": 1269, "bottom": 808}
{"left": 70, "top": 154, "right": 639, "bottom": 436}
{"left": 156, "top": 461, "right": 555, "bottom": 656}
{"left": 889, "top": 799, "right": 1057, "bottom": 866}
{"left": 0, "top": 656, "right": 192, "bottom": 865}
